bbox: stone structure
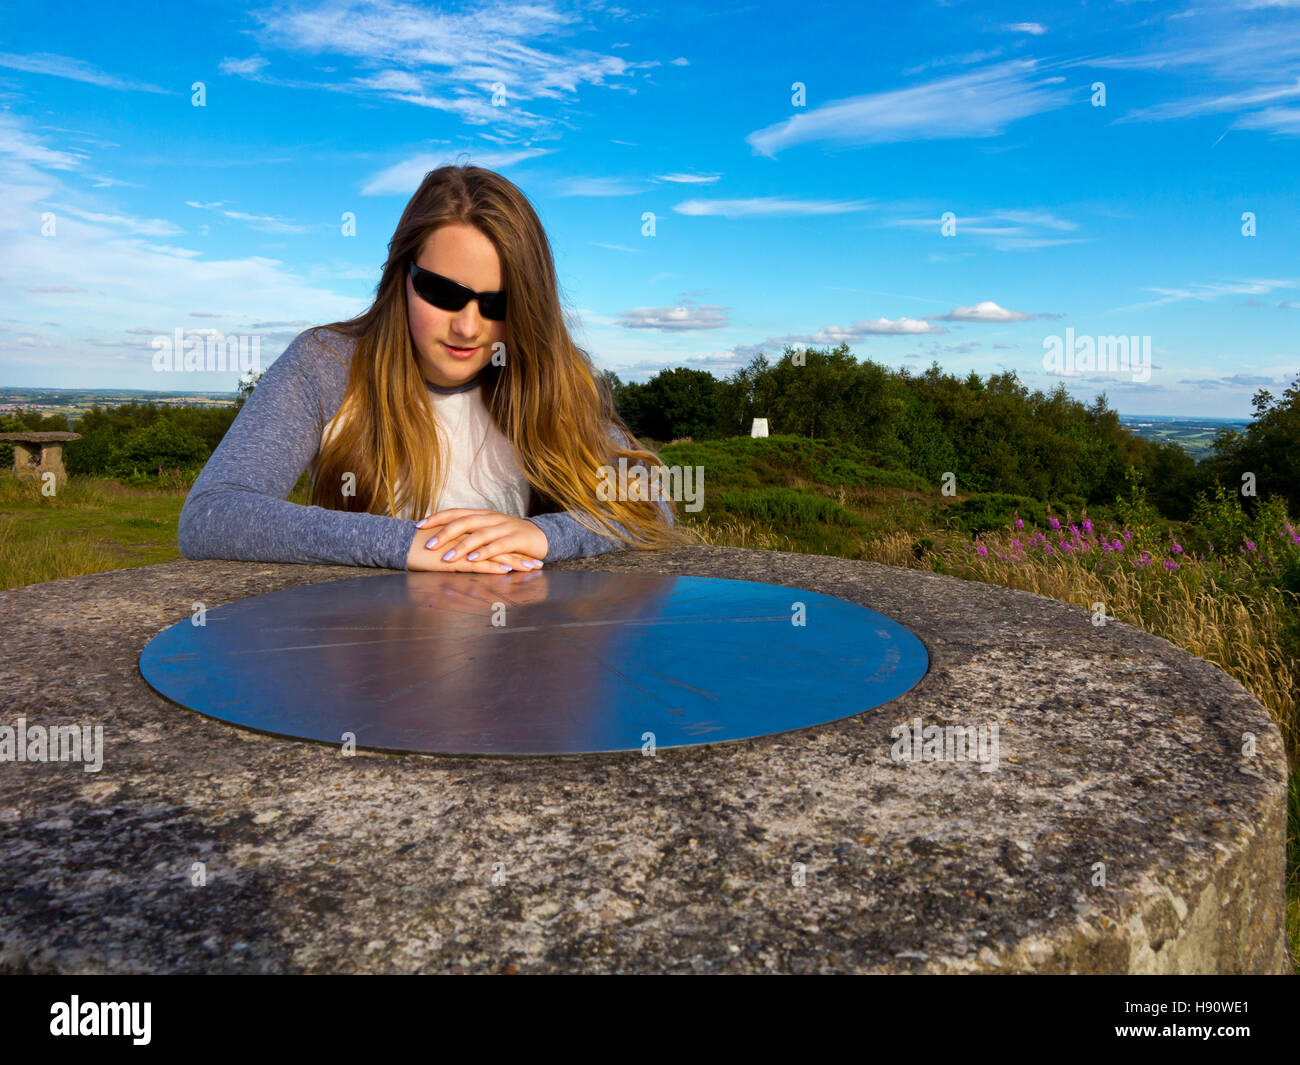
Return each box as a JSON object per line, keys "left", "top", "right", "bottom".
{"left": 0, "top": 431, "right": 82, "bottom": 490}
{"left": 0, "top": 546, "right": 1290, "bottom": 973}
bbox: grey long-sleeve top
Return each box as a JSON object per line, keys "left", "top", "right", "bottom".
{"left": 177, "top": 326, "right": 672, "bottom": 569}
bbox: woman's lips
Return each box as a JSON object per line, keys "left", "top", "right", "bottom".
{"left": 443, "top": 342, "right": 479, "bottom": 360}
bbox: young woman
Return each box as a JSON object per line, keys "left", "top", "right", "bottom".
{"left": 178, "top": 164, "right": 692, "bottom": 572}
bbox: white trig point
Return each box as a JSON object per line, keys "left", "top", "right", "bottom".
{"left": 751, "top": 418, "right": 769, "bottom": 438}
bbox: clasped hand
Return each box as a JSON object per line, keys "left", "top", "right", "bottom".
{"left": 406, "top": 508, "right": 549, "bottom": 573}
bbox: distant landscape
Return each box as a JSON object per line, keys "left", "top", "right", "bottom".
{"left": 0, "top": 385, "right": 1255, "bottom": 460}
{"left": 1116, "top": 414, "right": 1253, "bottom": 459}
{"left": 0, "top": 386, "right": 237, "bottom": 424}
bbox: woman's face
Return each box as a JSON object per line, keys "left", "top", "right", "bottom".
{"left": 406, "top": 222, "right": 507, "bottom": 389}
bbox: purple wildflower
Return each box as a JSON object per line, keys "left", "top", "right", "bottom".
{"left": 976, "top": 543, "right": 988, "bottom": 556}
{"left": 1014, "top": 518, "right": 1024, "bottom": 530}
{"left": 1164, "top": 559, "right": 1179, "bottom": 571}
{"left": 1049, "top": 517, "right": 1060, "bottom": 530}
{"left": 1082, "top": 519, "right": 1093, "bottom": 534}
{"left": 1172, "top": 543, "right": 1183, "bottom": 554}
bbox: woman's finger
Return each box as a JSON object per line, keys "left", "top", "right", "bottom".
{"left": 427, "top": 521, "right": 514, "bottom": 561}
{"left": 418, "top": 515, "right": 497, "bottom": 550}
{"left": 416, "top": 509, "right": 490, "bottom": 529}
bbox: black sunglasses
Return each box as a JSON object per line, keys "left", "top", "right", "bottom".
{"left": 408, "top": 261, "right": 508, "bottom": 321}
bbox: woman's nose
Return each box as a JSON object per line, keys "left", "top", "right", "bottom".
{"left": 452, "top": 303, "right": 483, "bottom": 335}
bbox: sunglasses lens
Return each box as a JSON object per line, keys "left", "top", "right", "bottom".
{"left": 410, "top": 264, "right": 507, "bottom": 320}
{"left": 479, "top": 293, "right": 507, "bottom": 320}
{"left": 414, "top": 271, "right": 468, "bottom": 312}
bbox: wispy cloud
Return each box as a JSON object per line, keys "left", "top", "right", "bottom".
{"left": 904, "top": 48, "right": 1004, "bottom": 76}
{"left": 674, "top": 197, "right": 872, "bottom": 218}
{"left": 360, "top": 147, "right": 552, "bottom": 195}
{"left": 218, "top": 56, "right": 270, "bottom": 76}
{"left": 1233, "top": 105, "right": 1300, "bottom": 133}
{"left": 553, "top": 176, "right": 645, "bottom": 197}
{"left": 887, "top": 208, "right": 1084, "bottom": 251}
{"left": 1118, "top": 78, "right": 1300, "bottom": 123}
{"left": 186, "top": 200, "right": 309, "bottom": 234}
{"left": 654, "top": 172, "right": 722, "bottom": 184}
{"left": 1083, "top": 13, "right": 1300, "bottom": 134}
{"left": 0, "top": 51, "right": 172, "bottom": 93}
{"left": 1111, "top": 278, "right": 1300, "bottom": 311}
{"left": 46, "top": 202, "right": 181, "bottom": 237}
{"left": 745, "top": 59, "right": 1073, "bottom": 156}
{"left": 0, "top": 111, "right": 85, "bottom": 170}
{"left": 228, "top": 0, "right": 654, "bottom": 130}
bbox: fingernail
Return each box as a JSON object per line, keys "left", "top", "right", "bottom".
{"left": 425, "top": 537, "right": 438, "bottom": 548}
{"left": 442, "top": 550, "right": 455, "bottom": 561}
{"left": 467, "top": 551, "right": 479, "bottom": 560}
{"left": 415, "top": 517, "right": 426, "bottom": 527}
{"left": 498, "top": 564, "right": 510, "bottom": 571}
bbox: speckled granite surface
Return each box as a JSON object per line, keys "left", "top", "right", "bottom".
{"left": 0, "top": 546, "right": 1289, "bottom": 973}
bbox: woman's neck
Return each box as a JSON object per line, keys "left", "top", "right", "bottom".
{"left": 424, "top": 369, "right": 484, "bottom": 395}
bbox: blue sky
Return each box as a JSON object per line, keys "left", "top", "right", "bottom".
{"left": 1, "top": 0, "right": 1297, "bottom": 417}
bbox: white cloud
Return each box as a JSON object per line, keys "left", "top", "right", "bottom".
{"left": 936, "top": 301, "right": 1041, "bottom": 322}
{"left": 617, "top": 300, "right": 729, "bottom": 330}
{"left": 847, "top": 317, "right": 946, "bottom": 335}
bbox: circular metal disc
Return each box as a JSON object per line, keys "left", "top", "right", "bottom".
{"left": 138, "top": 571, "right": 929, "bottom": 755}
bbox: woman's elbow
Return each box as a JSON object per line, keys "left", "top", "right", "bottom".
{"left": 177, "top": 498, "right": 213, "bottom": 560}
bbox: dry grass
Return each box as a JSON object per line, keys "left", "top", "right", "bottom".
{"left": 679, "top": 513, "right": 799, "bottom": 553}
{"left": 861, "top": 529, "right": 1299, "bottom": 761}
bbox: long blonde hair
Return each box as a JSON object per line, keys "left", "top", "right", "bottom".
{"left": 308, "top": 163, "right": 692, "bottom": 552}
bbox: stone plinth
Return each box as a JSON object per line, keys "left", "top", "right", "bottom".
{"left": 0, "top": 547, "right": 1289, "bottom": 974}
{"left": 0, "top": 431, "right": 82, "bottom": 490}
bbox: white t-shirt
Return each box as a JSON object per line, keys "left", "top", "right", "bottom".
{"left": 320, "top": 378, "right": 532, "bottom": 520}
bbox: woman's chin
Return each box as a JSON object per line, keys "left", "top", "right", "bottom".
{"left": 423, "top": 356, "right": 488, "bottom": 388}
